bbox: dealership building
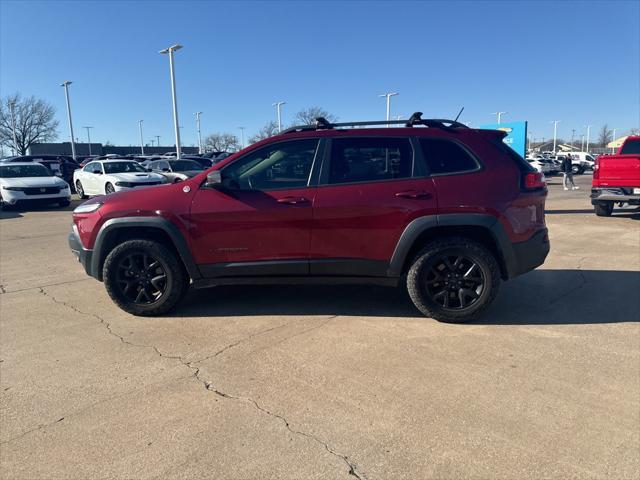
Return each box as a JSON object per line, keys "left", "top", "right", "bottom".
{"left": 27, "top": 142, "right": 200, "bottom": 156}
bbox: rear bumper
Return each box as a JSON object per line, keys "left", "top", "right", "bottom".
{"left": 591, "top": 187, "right": 640, "bottom": 203}
{"left": 68, "top": 225, "right": 94, "bottom": 277}
{"left": 506, "top": 228, "right": 550, "bottom": 278}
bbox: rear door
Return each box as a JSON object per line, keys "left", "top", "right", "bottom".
{"left": 310, "top": 135, "right": 438, "bottom": 276}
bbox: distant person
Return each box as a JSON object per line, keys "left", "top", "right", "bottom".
{"left": 562, "top": 154, "right": 579, "bottom": 190}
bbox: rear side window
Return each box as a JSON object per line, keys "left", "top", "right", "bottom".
{"left": 328, "top": 137, "right": 413, "bottom": 185}
{"left": 620, "top": 139, "right": 640, "bottom": 155}
{"left": 419, "top": 138, "right": 479, "bottom": 175}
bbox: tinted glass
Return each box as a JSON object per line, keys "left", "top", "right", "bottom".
{"left": 0, "top": 164, "right": 52, "bottom": 178}
{"left": 420, "top": 138, "right": 479, "bottom": 175}
{"left": 620, "top": 140, "right": 640, "bottom": 155}
{"left": 328, "top": 137, "right": 412, "bottom": 185}
{"left": 222, "top": 139, "right": 318, "bottom": 190}
{"left": 169, "top": 160, "right": 204, "bottom": 171}
{"left": 103, "top": 162, "right": 146, "bottom": 174}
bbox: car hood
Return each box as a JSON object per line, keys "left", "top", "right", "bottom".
{"left": 106, "top": 172, "right": 164, "bottom": 182}
{"left": 0, "top": 176, "right": 68, "bottom": 188}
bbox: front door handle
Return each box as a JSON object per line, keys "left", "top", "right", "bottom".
{"left": 395, "top": 190, "right": 432, "bottom": 199}
{"left": 277, "top": 196, "right": 310, "bottom": 205}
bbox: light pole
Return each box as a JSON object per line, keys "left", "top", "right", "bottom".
{"left": 138, "top": 120, "right": 145, "bottom": 155}
{"left": 272, "top": 101, "right": 285, "bottom": 132}
{"left": 150, "top": 139, "right": 155, "bottom": 148}
{"left": 571, "top": 129, "right": 576, "bottom": 150}
{"left": 238, "top": 126, "right": 245, "bottom": 148}
{"left": 7, "top": 100, "right": 18, "bottom": 155}
{"left": 550, "top": 120, "right": 560, "bottom": 153}
{"left": 492, "top": 111, "right": 507, "bottom": 124}
{"left": 60, "top": 80, "right": 77, "bottom": 160}
{"left": 155, "top": 135, "right": 160, "bottom": 147}
{"left": 159, "top": 44, "right": 183, "bottom": 158}
{"left": 83, "top": 126, "right": 94, "bottom": 155}
{"left": 581, "top": 135, "right": 585, "bottom": 152}
{"left": 611, "top": 128, "right": 617, "bottom": 153}
{"left": 195, "top": 112, "right": 203, "bottom": 154}
{"left": 379, "top": 92, "right": 398, "bottom": 127}
{"left": 584, "top": 125, "right": 592, "bottom": 153}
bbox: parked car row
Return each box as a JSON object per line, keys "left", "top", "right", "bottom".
{"left": 526, "top": 151, "right": 596, "bottom": 175}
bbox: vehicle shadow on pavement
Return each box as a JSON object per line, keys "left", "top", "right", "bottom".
{"left": 175, "top": 269, "right": 640, "bottom": 325}
{"left": 546, "top": 207, "right": 640, "bottom": 218}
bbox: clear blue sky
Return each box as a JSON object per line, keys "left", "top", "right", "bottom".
{"left": 1, "top": 0, "right": 638, "bottom": 147}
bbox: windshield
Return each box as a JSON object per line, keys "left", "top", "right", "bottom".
{"left": 169, "top": 160, "right": 204, "bottom": 171}
{"left": 103, "top": 162, "right": 146, "bottom": 174}
{"left": 0, "top": 164, "right": 52, "bottom": 178}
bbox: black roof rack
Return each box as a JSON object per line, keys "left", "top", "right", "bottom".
{"left": 281, "top": 111, "right": 469, "bottom": 134}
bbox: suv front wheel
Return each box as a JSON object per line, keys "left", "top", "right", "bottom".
{"left": 103, "top": 239, "right": 188, "bottom": 316}
{"left": 406, "top": 238, "right": 501, "bottom": 323}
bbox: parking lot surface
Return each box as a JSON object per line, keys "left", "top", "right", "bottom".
{"left": 1, "top": 174, "right": 639, "bottom": 479}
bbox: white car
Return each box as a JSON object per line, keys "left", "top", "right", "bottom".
{"left": 526, "top": 158, "right": 551, "bottom": 174}
{"left": 0, "top": 162, "right": 71, "bottom": 209}
{"left": 73, "top": 160, "right": 167, "bottom": 198}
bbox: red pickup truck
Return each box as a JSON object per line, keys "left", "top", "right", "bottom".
{"left": 591, "top": 136, "right": 640, "bottom": 216}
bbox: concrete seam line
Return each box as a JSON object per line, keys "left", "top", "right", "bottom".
{"left": 32, "top": 289, "right": 366, "bottom": 479}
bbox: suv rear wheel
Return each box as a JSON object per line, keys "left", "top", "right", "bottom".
{"left": 406, "top": 238, "right": 501, "bottom": 323}
{"left": 103, "top": 239, "right": 188, "bottom": 316}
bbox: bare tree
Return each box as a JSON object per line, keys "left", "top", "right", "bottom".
{"left": 203, "top": 132, "right": 241, "bottom": 152}
{"left": 294, "top": 106, "right": 338, "bottom": 125}
{"left": 248, "top": 121, "right": 279, "bottom": 144}
{"left": 0, "top": 93, "right": 59, "bottom": 155}
{"left": 597, "top": 124, "right": 613, "bottom": 148}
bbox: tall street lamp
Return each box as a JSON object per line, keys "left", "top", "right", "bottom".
{"left": 195, "top": 112, "right": 203, "bottom": 154}
{"left": 138, "top": 120, "right": 145, "bottom": 155}
{"left": 379, "top": 92, "right": 398, "bottom": 127}
{"left": 492, "top": 111, "right": 507, "bottom": 124}
{"left": 159, "top": 44, "right": 183, "bottom": 158}
{"left": 272, "top": 101, "right": 285, "bottom": 132}
{"left": 83, "top": 126, "right": 94, "bottom": 155}
{"left": 155, "top": 135, "right": 161, "bottom": 147}
{"left": 584, "top": 125, "right": 592, "bottom": 153}
{"left": 238, "top": 126, "right": 245, "bottom": 148}
{"left": 7, "top": 100, "right": 18, "bottom": 155}
{"left": 60, "top": 80, "right": 77, "bottom": 160}
{"left": 550, "top": 120, "right": 560, "bottom": 153}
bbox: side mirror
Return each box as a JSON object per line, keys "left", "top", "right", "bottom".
{"left": 162, "top": 167, "right": 170, "bottom": 172}
{"left": 205, "top": 170, "right": 222, "bottom": 188}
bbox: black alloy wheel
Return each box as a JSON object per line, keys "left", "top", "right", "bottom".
{"left": 116, "top": 252, "right": 167, "bottom": 305}
{"left": 423, "top": 254, "right": 485, "bottom": 310}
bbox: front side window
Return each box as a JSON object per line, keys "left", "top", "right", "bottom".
{"left": 327, "top": 137, "right": 413, "bottom": 185}
{"left": 103, "top": 162, "right": 146, "bottom": 174}
{"left": 222, "top": 139, "right": 319, "bottom": 190}
{"left": 419, "top": 138, "right": 479, "bottom": 175}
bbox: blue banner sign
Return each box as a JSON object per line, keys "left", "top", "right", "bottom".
{"left": 480, "top": 121, "right": 528, "bottom": 158}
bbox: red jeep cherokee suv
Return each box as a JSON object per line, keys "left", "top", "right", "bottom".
{"left": 69, "top": 114, "right": 549, "bottom": 322}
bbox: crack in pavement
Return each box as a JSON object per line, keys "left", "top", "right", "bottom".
{"left": 22, "top": 288, "right": 367, "bottom": 479}
{"left": 0, "top": 278, "right": 88, "bottom": 295}
{"left": 549, "top": 256, "right": 588, "bottom": 304}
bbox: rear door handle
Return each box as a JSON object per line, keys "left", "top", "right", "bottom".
{"left": 395, "top": 190, "right": 432, "bottom": 199}
{"left": 277, "top": 196, "right": 310, "bottom": 205}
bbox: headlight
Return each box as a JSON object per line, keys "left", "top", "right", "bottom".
{"left": 59, "top": 184, "right": 70, "bottom": 190}
{"left": 73, "top": 202, "right": 102, "bottom": 214}
{"left": 115, "top": 181, "right": 133, "bottom": 187}
{"left": 2, "top": 186, "right": 24, "bottom": 191}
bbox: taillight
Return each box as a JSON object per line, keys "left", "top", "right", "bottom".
{"left": 593, "top": 158, "right": 600, "bottom": 180}
{"left": 524, "top": 172, "right": 546, "bottom": 190}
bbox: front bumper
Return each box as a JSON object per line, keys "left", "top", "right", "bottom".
{"left": 68, "top": 225, "right": 94, "bottom": 277}
{"left": 2, "top": 189, "right": 71, "bottom": 205}
{"left": 509, "top": 228, "right": 550, "bottom": 278}
{"left": 591, "top": 187, "right": 640, "bottom": 203}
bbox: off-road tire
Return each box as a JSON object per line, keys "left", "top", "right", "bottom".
{"left": 594, "top": 202, "right": 613, "bottom": 217}
{"left": 406, "top": 237, "right": 501, "bottom": 323}
{"left": 76, "top": 180, "right": 88, "bottom": 199}
{"left": 103, "top": 239, "right": 188, "bottom": 316}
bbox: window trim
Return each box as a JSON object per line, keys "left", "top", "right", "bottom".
{"left": 218, "top": 137, "right": 323, "bottom": 192}
{"left": 318, "top": 136, "right": 417, "bottom": 187}
{"left": 417, "top": 136, "right": 483, "bottom": 177}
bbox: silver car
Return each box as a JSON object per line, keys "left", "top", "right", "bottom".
{"left": 147, "top": 159, "right": 205, "bottom": 183}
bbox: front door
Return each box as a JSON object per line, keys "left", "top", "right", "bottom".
{"left": 189, "top": 138, "right": 321, "bottom": 277}
{"left": 310, "top": 136, "right": 438, "bottom": 276}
